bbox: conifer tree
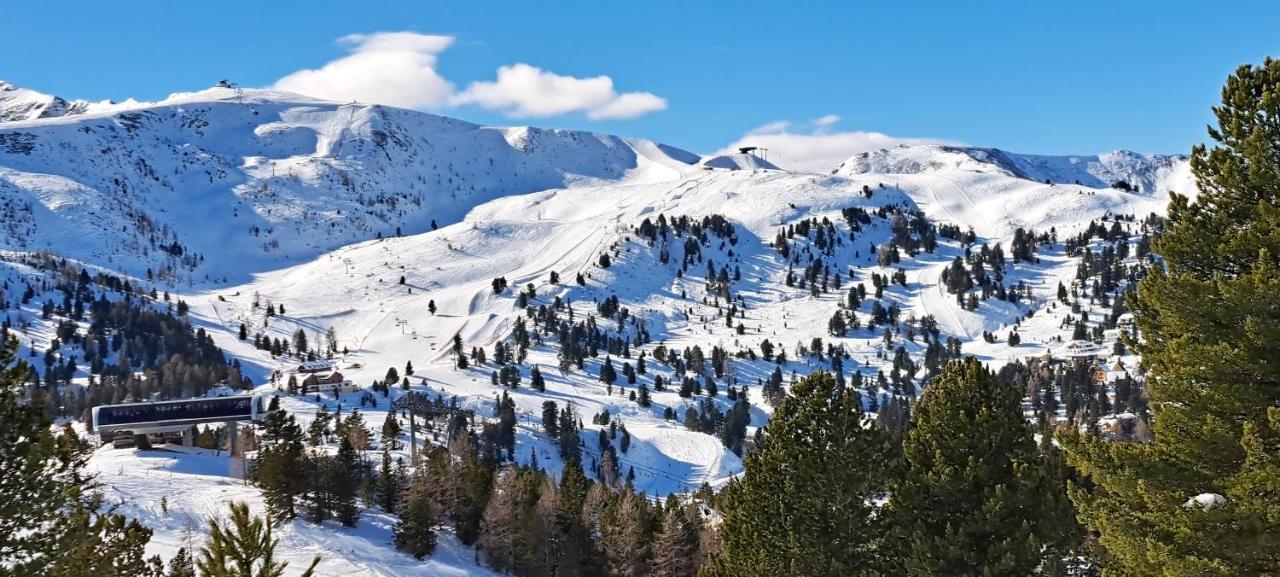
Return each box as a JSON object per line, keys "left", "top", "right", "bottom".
{"left": 196, "top": 501, "right": 319, "bottom": 577}
{"left": 0, "top": 339, "right": 161, "bottom": 577}
{"left": 480, "top": 466, "right": 547, "bottom": 574}
{"left": 380, "top": 411, "right": 402, "bottom": 450}
{"left": 394, "top": 468, "right": 438, "bottom": 559}
{"left": 886, "top": 357, "right": 1075, "bottom": 575}
{"left": 255, "top": 409, "right": 307, "bottom": 521}
{"left": 602, "top": 489, "right": 654, "bottom": 577}
{"left": 701, "top": 371, "right": 895, "bottom": 577}
{"left": 444, "top": 434, "right": 493, "bottom": 545}
{"left": 166, "top": 547, "right": 195, "bottom": 577}
{"left": 651, "top": 505, "right": 700, "bottom": 577}
{"left": 332, "top": 436, "right": 360, "bottom": 527}
{"left": 530, "top": 364, "right": 546, "bottom": 391}
{"left": 1063, "top": 58, "right": 1280, "bottom": 576}
{"left": 376, "top": 449, "right": 400, "bottom": 513}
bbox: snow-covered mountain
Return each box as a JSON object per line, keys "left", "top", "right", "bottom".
{"left": 0, "top": 82, "right": 700, "bottom": 282}
{"left": 0, "top": 80, "right": 116, "bottom": 122}
{"left": 834, "top": 144, "right": 1194, "bottom": 197}
{"left": 831, "top": 144, "right": 1195, "bottom": 238}
{"left": 0, "top": 81, "right": 1193, "bottom": 576}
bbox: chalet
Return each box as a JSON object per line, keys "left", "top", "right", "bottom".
{"left": 302, "top": 371, "right": 355, "bottom": 395}
{"left": 1093, "top": 359, "right": 1130, "bottom": 385}
{"left": 297, "top": 359, "right": 334, "bottom": 374}
{"left": 1065, "top": 340, "right": 1101, "bottom": 356}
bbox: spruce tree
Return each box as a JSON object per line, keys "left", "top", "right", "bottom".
{"left": 701, "top": 371, "right": 895, "bottom": 577}
{"left": 886, "top": 357, "right": 1075, "bottom": 576}
{"left": 1063, "top": 58, "right": 1280, "bottom": 575}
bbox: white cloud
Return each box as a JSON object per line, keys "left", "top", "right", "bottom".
{"left": 453, "top": 63, "right": 666, "bottom": 119}
{"left": 718, "top": 118, "right": 959, "bottom": 173}
{"left": 272, "top": 32, "right": 666, "bottom": 120}
{"left": 813, "top": 114, "right": 841, "bottom": 130}
{"left": 273, "top": 32, "right": 456, "bottom": 109}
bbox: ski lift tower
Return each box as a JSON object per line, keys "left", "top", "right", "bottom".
{"left": 738, "top": 146, "right": 770, "bottom": 162}
{"left": 216, "top": 79, "right": 246, "bottom": 103}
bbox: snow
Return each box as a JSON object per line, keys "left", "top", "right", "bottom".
{"left": 0, "top": 81, "right": 1194, "bottom": 573}
{"left": 0, "top": 80, "right": 120, "bottom": 123}
{"left": 699, "top": 153, "right": 780, "bottom": 171}
{"left": 87, "top": 447, "right": 500, "bottom": 577}
{"left": 1183, "top": 493, "right": 1226, "bottom": 512}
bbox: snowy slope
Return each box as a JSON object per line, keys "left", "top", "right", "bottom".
{"left": 88, "top": 447, "right": 500, "bottom": 577}
{"left": 0, "top": 81, "right": 1196, "bottom": 576}
{"left": 0, "top": 83, "right": 698, "bottom": 283}
{"left": 833, "top": 144, "right": 1194, "bottom": 238}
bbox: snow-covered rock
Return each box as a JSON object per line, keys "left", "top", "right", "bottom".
{"left": 0, "top": 80, "right": 114, "bottom": 122}
{"left": 1184, "top": 493, "right": 1227, "bottom": 512}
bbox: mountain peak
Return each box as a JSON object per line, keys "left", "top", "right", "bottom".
{"left": 0, "top": 80, "right": 98, "bottom": 123}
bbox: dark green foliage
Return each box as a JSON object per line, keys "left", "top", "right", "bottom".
{"left": 332, "top": 436, "right": 360, "bottom": 527}
{"left": 0, "top": 338, "right": 162, "bottom": 577}
{"left": 255, "top": 408, "right": 307, "bottom": 522}
{"left": 1064, "top": 58, "right": 1280, "bottom": 576}
{"left": 394, "top": 467, "right": 439, "bottom": 559}
{"left": 701, "top": 372, "right": 895, "bottom": 577}
{"left": 886, "top": 357, "right": 1076, "bottom": 575}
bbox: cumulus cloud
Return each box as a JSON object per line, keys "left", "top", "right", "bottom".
{"left": 272, "top": 32, "right": 665, "bottom": 120}
{"left": 273, "top": 32, "right": 456, "bottom": 109}
{"left": 718, "top": 116, "right": 959, "bottom": 173}
{"left": 454, "top": 63, "right": 666, "bottom": 119}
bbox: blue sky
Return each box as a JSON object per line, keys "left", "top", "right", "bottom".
{"left": 5, "top": 0, "right": 1278, "bottom": 165}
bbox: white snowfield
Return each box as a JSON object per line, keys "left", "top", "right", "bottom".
{"left": 0, "top": 82, "right": 1194, "bottom": 575}
{"left": 88, "top": 447, "right": 501, "bottom": 577}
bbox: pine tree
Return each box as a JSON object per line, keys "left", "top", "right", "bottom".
{"left": 1063, "top": 58, "right": 1280, "bottom": 576}
{"left": 196, "top": 501, "right": 319, "bottom": 577}
{"left": 445, "top": 434, "right": 493, "bottom": 545}
{"left": 380, "top": 411, "right": 402, "bottom": 450}
{"left": 886, "top": 357, "right": 1076, "bottom": 575}
{"left": 394, "top": 469, "right": 439, "bottom": 559}
{"left": 530, "top": 365, "right": 546, "bottom": 391}
{"left": 479, "top": 466, "right": 547, "bottom": 575}
{"left": 166, "top": 547, "right": 195, "bottom": 577}
{"left": 376, "top": 449, "right": 400, "bottom": 513}
{"left": 702, "top": 372, "right": 895, "bottom": 577}
{"left": 549, "top": 459, "right": 598, "bottom": 576}
{"left": 0, "top": 339, "right": 161, "bottom": 577}
{"left": 255, "top": 409, "right": 307, "bottom": 521}
{"left": 332, "top": 436, "right": 360, "bottom": 527}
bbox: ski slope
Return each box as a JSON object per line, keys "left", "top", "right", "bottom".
{"left": 0, "top": 80, "right": 1196, "bottom": 576}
